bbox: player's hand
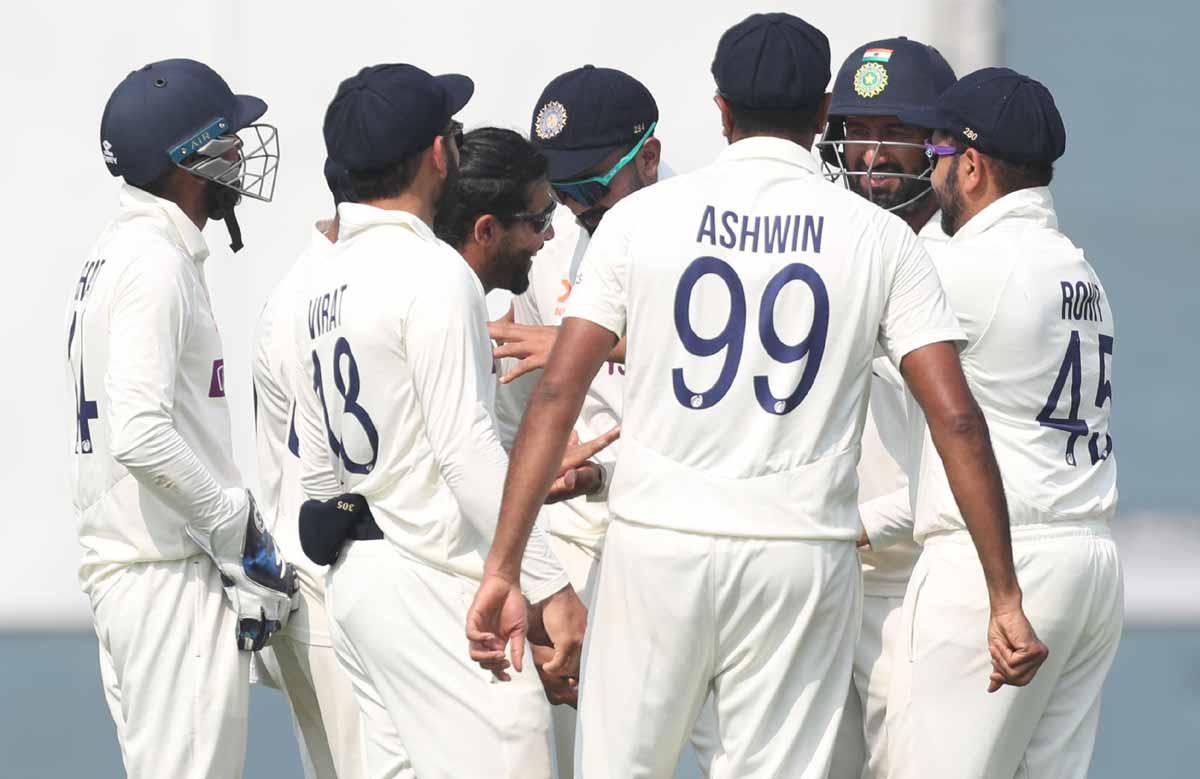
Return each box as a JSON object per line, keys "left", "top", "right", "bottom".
{"left": 546, "top": 429, "right": 619, "bottom": 503}
{"left": 489, "top": 320, "right": 558, "bottom": 384}
{"left": 857, "top": 524, "right": 870, "bottom": 548}
{"left": 466, "top": 572, "right": 528, "bottom": 681}
{"left": 539, "top": 585, "right": 588, "bottom": 679}
{"left": 985, "top": 605, "right": 1049, "bottom": 692}
{"left": 532, "top": 643, "right": 579, "bottom": 707}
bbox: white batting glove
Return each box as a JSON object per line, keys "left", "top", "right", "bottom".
{"left": 187, "top": 489, "right": 299, "bottom": 651}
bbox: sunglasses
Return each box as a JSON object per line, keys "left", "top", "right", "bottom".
{"left": 510, "top": 198, "right": 557, "bottom": 234}
{"left": 924, "top": 139, "right": 964, "bottom": 169}
{"left": 551, "top": 121, "right": 657, "bottom": 207}
{"left": 447, "top": 119, "right": 464, "bottom": 150}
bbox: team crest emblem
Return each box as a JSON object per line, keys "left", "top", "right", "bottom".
{"left": 535, "top": 101, "right": 568, "bottom": 140}
{"left": 853, "top": 62, "right": 889, "bottom": 98}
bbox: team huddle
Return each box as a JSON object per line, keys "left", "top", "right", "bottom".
{"left": 66, "top": 11, "right": 1123, "bottom": 779}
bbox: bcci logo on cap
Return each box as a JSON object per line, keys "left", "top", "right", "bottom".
{"left": 853, "top": 62, "right": 889, "bottom": 99}
{"left": 535, "top": 101, "right": 568, "bottom": 140}
{"left": 102, "top": 140, "right": 118, "bottom": 166}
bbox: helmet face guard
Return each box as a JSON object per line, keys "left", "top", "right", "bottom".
{"left": 169, "top": 118, "right": 280, "bottom": 204}
{"left": 816, "top": 126, "right": 934, "bottom": 214}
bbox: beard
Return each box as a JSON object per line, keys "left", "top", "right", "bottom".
{"left": 493, "top": 243, "right": 534, "bottom": 295}
{"left": 935, "top": 156, "right": 966, "bottom": 236}
{"left": 849, "top": 161, "right": 931, "bottom": 216}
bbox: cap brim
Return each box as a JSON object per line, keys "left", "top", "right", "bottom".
{"left": 436, "top": 73, "right": 474, "bottom": 116}
{"left": 230, "top": 94, "right": 268, "bottom": 131}
{"left": 896, "top": 105, "right": 950, "bottom": 132}
{"left": 542, "top": 144, "right": 622, "bottom": 183}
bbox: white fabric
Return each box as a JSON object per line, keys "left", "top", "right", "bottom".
{"left": 293, "top": 203, "right": 567, "bottom": 603}
{"left": 254, "top": 220, "right": 379, "bottom": 778}
{"left": 495, "top": 205, "right": 625, "bottom": 551}
{"left": 90, "top": 555, "right": 250, "bottom": 779}
{"left": 257, "top": 635, "right": 383, "bottom": 779}
{"left": 66, "top": 183, "right": 244, "bottom": 595}
{"left": 576, "top": 520, "right": 861, "bottom": 778}
{"left": 327, "top": 541, "right": 554, "bottom": 779}
{"left": 565, "top": 137, "right": 964, "bottom": 540}
{"left": 910, "top": 188, "right": 1118, "bottom": 542}
{"left": 545, "top": 532, "right": 722, "bottom": 779}
{"left": 253, "top": 223, "right": 332, "bottom": 644}
{"left": 887, "top": 521, "right": 1123, "bottom": 779}
{"left": 829, "top": 594, "right": 905, "bottom": 779}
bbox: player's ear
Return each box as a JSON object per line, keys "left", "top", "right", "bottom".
{"left": 714, "top": 94, "right": 735, "bottom": 143}
{"left": 637, "top": 137, "right": 661, "bottom": 184}
{"left": 961, "top": 147, "right": 986, "bottom": 195}
{"left": 431, "top": 136, "right": 451, "bottom": 179}
{"left": 472, "top": 213, "right": 499, "bottom": 246}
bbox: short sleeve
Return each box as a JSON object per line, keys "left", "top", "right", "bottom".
{"left": 563, "top": 206, "right": 632, "bottom": 338}
{"left": 875, "top": 216, "right": 966, "bottom": 368}
{"left": 926, "top": 242, "right": 1007, "bottom": 351}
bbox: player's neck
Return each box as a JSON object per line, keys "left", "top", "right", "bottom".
{"left": 728, "top": 129, "right": 817, "bottom": 151}
{"left": 457, "top": 243, "right": 494, "bottom": 292}
{"left": 362, "top": 193, "right": 435, "bottom": 230}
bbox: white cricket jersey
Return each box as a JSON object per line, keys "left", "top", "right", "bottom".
{"left": 566, "top": 138, "right": 964, "bottom": 540}
{"left": 494, "top": 205, "right": 624, "bottom": 551}
{"left": 293, "top": 203, "right": 567, "bottom": 603}
{"left": 910, "top": 187, "right": 1117, "bottom": 542}
{"left": 253, "top": 222, "right": 333, "bottom": 642}
{"left": 65, "top": 184, "right": 243, "bottom": 594}
{"left": 857, "top": 213, "right": 950, "bottom": 596}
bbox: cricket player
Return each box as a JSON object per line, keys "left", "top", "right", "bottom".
{"left": 814, "top": 37, "right": 956, "bottom": 778}
{"left": 253, "top": 158, "right": 388, "bottom": 778}
{"left": 67, "top": 58, "right": 295, "bottom": 778}
{"left": 296, "top": 64, "right": 606, "bottom": 778}
{"left": 887, "top": 67, "right": 1123, "bottom": 779}
{"left": 484, "top": 65, "right": 718, "bottom": 778}
{"left": 468, "top": 14, "right": 1047, "bottom": 779}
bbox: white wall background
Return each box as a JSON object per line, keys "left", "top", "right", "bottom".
{"left": 3, "top": 0, "right": 1008, "bottom": 628}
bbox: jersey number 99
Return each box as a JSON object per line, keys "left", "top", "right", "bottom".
{"left": 672, "top": 256, "right": 829, "bottom": 415}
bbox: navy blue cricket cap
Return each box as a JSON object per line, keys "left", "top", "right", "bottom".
{"left": 324, "top": 63, "right": 474, "bottom": 173}
{"left": 100, "top": 58, "right": 267, "bottom": 186}
{"left": 530, "top": 65, "right": 658, "bottom": 181}
{"left": 899, "top": 67, "right": 1066, "bottom": 164}
{"left": 829, "top": 37, "right": 956, "bottom": 120}
{"left": 711, "top": 13, "right": 830, "bottom": 110}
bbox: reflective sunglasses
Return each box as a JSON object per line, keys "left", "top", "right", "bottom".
{"left": 551, "top": 121, "right": 657, "bottom": 207}
{"left": 510, "top": 198, "right": 557, "bottom": 234}
{"left": 924, "top": 139, "right": 964, "bottom": 169}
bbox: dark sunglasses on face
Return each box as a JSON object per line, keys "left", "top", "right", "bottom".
{"left": 510, "top": 198, "right": 557, "bottom": 234}
{"left": 551, "top": 121, "right": 657, "bottom": 208}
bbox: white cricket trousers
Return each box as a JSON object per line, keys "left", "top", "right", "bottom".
{"left": 576, "top": 519, "right": 861, "bottom": 779}
{"left": 887, "top": 520, "right": 1123, "bottom": 779}
{"left": 326, "top": 540, "right": 555, "bottom": 779}
{"left": 89, "top": 555, "right": 250, "bottom": 779}
{"left": 829, "top": 594, "right": 904, "bottom": 779}
{"left": 546, "top": 533, "right": 722, "bottom": 779}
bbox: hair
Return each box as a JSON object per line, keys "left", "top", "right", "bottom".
{"left": 988, "top": 155, "right": 1055, "bottom": 195}
{"left": 434, "top": 127, "right": 549, "bottom": 249}
{"left": 347, "top": 154, "right": 424, "bottom": 202}
{"left": 727, "top": 99, "right": 824, "bottom": 138}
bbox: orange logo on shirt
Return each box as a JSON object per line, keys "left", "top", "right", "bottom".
{"left": 557, "top": 278, "right": 573, "bottom": 303}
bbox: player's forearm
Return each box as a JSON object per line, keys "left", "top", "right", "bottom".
{"left": 111, "top": 416, "right": 240, "bottom": 531}
{"left": 926, "top": 405, "right": 1021, "bottom": 608}
{"left": 487, "top": 376, "right": 586, "bottom": 581}
{"left": 859, "top": 485, "right": 914, "bottom": 550}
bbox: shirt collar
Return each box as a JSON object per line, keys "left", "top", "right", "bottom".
{"left": 336, "top": 202, "right": 438, "bottom": 243}
{"left": 716, "top": 137, "right": 822, "bottom": 175}
{"left": 951, "top": 186, "right": 1058, "bottom": 243}
{"left": 118, "top": 183, "right": 210, "bottom": 262}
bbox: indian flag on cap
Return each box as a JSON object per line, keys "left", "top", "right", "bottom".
{"left": 862, "top": 48, "right": 893, "bottom": 63}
